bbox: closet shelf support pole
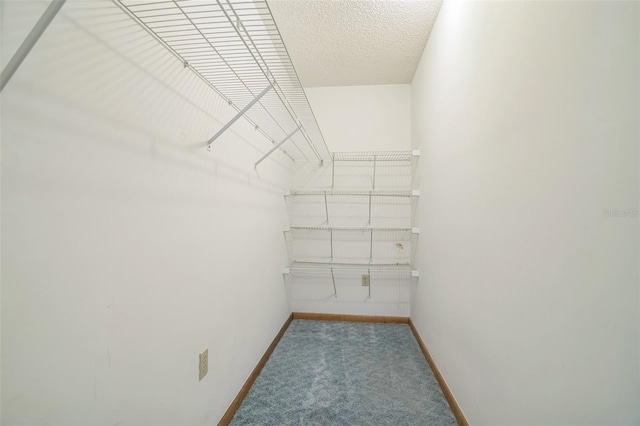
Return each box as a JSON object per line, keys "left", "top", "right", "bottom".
{"left": 1, "top": 0, "right": 66, "bottom": 92}
{"left": 254, "top": 124, "right": 301, "bottom": 169}
{"left": 207, "top": 83, "right": 272, "bottom": 147}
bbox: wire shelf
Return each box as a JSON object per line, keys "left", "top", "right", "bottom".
{"left": 115, "top": 0, "right": 330, "bottom": 163}
{"left": 287, "top": 189, "right": 416, "bottom": 197}
{"left": 332, "top": 151, "right": 416, "bottom": 162}
{"left": 287, "top": 261, "right": 416, "bottom": 275}
{"left": 288, "top": 226, "right": 415, "bottom": 232}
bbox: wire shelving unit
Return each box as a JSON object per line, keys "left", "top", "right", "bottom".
{"left": 284, "top": 150, "right": 420, "bottom": 304}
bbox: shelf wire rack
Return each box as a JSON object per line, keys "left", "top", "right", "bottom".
{"left": 115, "top": 0, "right": 331, "bottom": 165}
{"left": 288, "top": 226, "right": 415, "bottom": 232}
{"left": 287, "top": 189, "right": 416, "bottom": 197}
{"left": 286, "top": 262, "right": 417, "bottom": 276}
{"left": 332, "top": 151, "right": 416, "bottom": 162}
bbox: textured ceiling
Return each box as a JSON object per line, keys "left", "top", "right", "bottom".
{"left": 267, "top": 0, "right": 442, "bottom": 87}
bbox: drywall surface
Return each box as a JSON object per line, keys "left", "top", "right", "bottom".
{"left": 1, "top": 1, "right": 292, "bottom": 425}
{"left": 411, "top": 1, "right": 639, "bottom": 425}
{"left": 305, "top": 84, "right": 411, "bottom": 152}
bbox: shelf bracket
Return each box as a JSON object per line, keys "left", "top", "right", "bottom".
{"left": 323, "top": 191, "right": 329, "bottom": 225}
{"left": 368, "top": 269, "right": 371, "bottom": 299}
{"left": 372, "top": 155, "right": 377, "bottom": 190}
{"left": 1, "top": 0, "right": 66, "bottom": 93}
{"left": 207, "top": 83, "right": 272, "bottom": 148}
{"left": 330, "top": 268, "right": 337, "bottom": 298}
{"left": 331, "top": 152, "right": 336, "bottom": 189}
{"left": 254, "top": 124, "right": 301, "bottom": 169}
{"left": 330, "top": 229, "right": 334, "bottom": 261}
{"left": 368, "top": 191, "right": 372, "bottom": 225}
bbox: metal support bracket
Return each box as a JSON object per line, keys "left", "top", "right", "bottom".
{"left": 254, "top": 124, "right": 301, "bottom": 169}
{"left": 207, "top": 83, "right": 272, "bottom": 148}
{"left": 1, "top": 0, "right": 66, "bottom": 92}
{"left": 372, "top": 155, "right": 377, "bottom": 190}
{"left": 323, "top": 191, "right": 329, "bottom": 225}
{"left": 331, "top": 153, "right": 336, "bottom": 189}
{"left": 330, "top": 268, "right": 337, "bottom": 298}
{"left": 330, "top": 229, "right": 334, "bottom": 261}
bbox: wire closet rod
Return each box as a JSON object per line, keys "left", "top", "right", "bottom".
{"left": 1, "top": 0, "right": 66, "bottom": 92}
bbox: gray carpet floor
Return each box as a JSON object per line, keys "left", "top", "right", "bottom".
{"left": 230, "top": 319, "right": 458, "bottom": 425}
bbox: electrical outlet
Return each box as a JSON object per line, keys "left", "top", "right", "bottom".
{"left": 362, "top": 274, "right": 370, "bottom": 287}
{"left": 199, "top": 348, "right": 208, "bottom": 381}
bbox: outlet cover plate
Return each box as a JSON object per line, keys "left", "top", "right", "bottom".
{"left": 362, "top": 274, "right": 370, "bottom": 287}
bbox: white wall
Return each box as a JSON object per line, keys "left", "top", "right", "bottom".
{"left": 411, "top": 1, "right": 639, "bottom": 425}
{"left": 306, "top": 84, "right": 411, "bottom": 152}
{"left": 1, "top": 1, "right": 292, "bottom": 424}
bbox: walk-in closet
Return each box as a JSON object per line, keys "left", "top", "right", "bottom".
{"left": 1, "top": 0, "right": 637, "bottom": 425}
